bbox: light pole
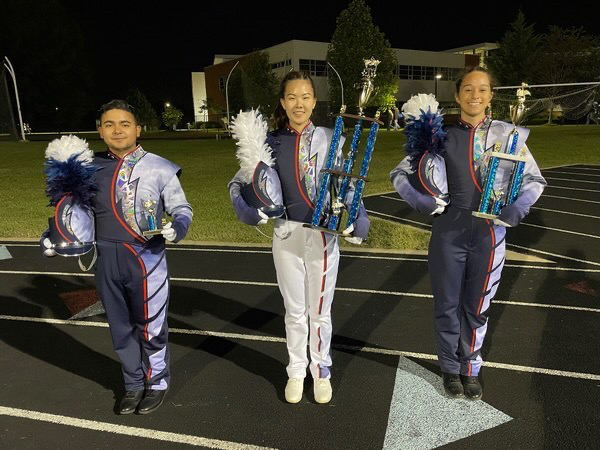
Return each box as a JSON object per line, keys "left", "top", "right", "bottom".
{"left": 3, "top": 56, "right": 26, "bottom": 140}
{"left": 435, "top": 73, "right": 442, "bottom": 99}
{"left": 225, "top": 60, "right": 240, "bottom": 134}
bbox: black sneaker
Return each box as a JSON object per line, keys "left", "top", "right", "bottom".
{"left": 461, "top": 375, "right": 482, "bottom": 400}
{"left": 442, "top": 372, "right": 464, "bottom": 398}
{"left": 117, "top": 390, "right": 144, "bottom": 415}
{"left": 136, "top": 388, "right": 168, "bottom": 415}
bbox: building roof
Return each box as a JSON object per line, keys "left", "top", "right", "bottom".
{"left": 444, "top": 43, "right": 499, "bottom": 53}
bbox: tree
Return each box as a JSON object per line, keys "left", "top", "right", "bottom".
{"left": 486, "top": 11, "right": 542, "bottom": 86}
{"left": 536, "top": 26, "right": 600, "bottom": 84}
{"left": 327, "top": 0, "right": 398, "bottom": 113}
{"left": 535, "top": 26, "right": 600, "bottom": 123}
{"left": 228, "top": 51, "right": 278, "bottom": 117}
{"left": 161, "top": 105, "right": 183, "bottom": 130}
{"left": 126, "top": 88, "right": 159, "bottom": 130}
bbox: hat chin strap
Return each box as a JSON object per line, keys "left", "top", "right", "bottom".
{"left": 78, "top": 245, "right": 97, "bottom": 272}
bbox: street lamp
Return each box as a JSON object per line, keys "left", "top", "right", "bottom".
{"left": 165, "top": 102, "right": 171, "bottom": 108}
{"left": 435, "top": 74, "right": 442, "bottom": 98}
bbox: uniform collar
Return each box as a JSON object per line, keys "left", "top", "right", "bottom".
{"left": 286, "top": 121, "right": 314, "bottom": 136}
{"left": 107, "top": 144, "right": 143, "bottom": 160}
{"left": 457, "top": 116, "right": 491, "bottom": 130}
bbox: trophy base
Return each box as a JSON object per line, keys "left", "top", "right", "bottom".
{"left": 489, "top": 151, "right": 527, "bottom": 162}
{"left": 321, "top": 168, "right": 369, "bottom": 182}
{"left": 143, "top": 229, "right": 164, "bottom": 236}
{"left": 302, "top": 224, "right": 350, "bottom": 236}
{"left": 472, "top": 212, "right": 498, "bottom": 220}
{"left": 340, "top": 113, "right": 384, "bottom": 126}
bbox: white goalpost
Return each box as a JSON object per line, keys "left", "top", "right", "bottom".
{"left": 492, "top": 82, "right": 600, "bottom": 124}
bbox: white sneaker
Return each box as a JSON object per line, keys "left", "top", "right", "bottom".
{"left": 285, "top": 378, "right": 303, "bottom": 403}
{"left": 314, "top": 378, "right": 332, "bottom": 404}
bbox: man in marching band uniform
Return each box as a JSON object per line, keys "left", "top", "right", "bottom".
{"left": 43, "top": 100, "right": 193, "bottom": 414}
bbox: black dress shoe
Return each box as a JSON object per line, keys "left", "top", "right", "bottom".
{"left": 118, "top": 390, "right": 144, "bottom": 415}
{"left": 442, "top": 372, "right": 464, "bottom": 398}
{"left": 136, "top": 389, "right": 168, "bottom": 415}
{"left": 461, "top": 375, "right": 482, "bottom": 400}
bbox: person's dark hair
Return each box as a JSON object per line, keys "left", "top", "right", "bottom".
{"left": 455, "top": 66, "right": 497, "bottom": 94}
{"left": 98, "top": 99, "right": 139, "bottom": 124}
{"left": 273, "top": 71, "right": 316, "bottom": 130}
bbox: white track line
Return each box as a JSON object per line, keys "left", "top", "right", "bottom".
{"left": 543, "top": 170, "right": 600, "bottom": 177}
{"left": 366, "top": 210, "right": 432, "bottom": 228}
{"left": 507, "top": 243, "right": 600, "bottom": 267}
{"left": 541, "top": 194, "right": 600, "bottom": 204}
{"left": 561, "top": 167, "right": 600, "bottom": 172}
{"left": 545, "top": 177, "right": 599, "bottom": 185}
{"left": 381, "top": 196, "right": 600, "bottom": 220}
{"left": 530, "top": 206, "right": 600, "bottom": 219}
{"left": 0, "top": 275, "right": 598, "bottom": 312}
{"left": 0, "top": 406, "right": 274, "bottom": 449}
{"left": 518, "top": 222, "right": 599, "bottom": 239}
{"left": 371, "top": 203, "right": 600, "bottom": 239}
{"left": 546, "top": 185, "right": 600, "bottom": 193}
{"left": 1, "top": 315, "right": 599, "bottom": 382}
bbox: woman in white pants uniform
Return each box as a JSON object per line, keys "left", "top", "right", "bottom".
{"left": 229, "top": 71, "right": 370, "bottom": 404}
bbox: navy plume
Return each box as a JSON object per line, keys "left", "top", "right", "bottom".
{"left": 45, "top": 153, "right": 98, "bottom": 206}
{"left": 404, "top": 109, "right": 447, "bottom": 158}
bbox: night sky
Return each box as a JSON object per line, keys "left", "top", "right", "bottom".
{"left": 3, "top": 0, "right": 598, "bottom": 129}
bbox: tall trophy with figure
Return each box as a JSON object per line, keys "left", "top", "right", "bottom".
{"left": 307, "top": 57, "right": 384, "bottom": 235}
{"left": 473, "top": 83, "right": 532, "bottom": 219}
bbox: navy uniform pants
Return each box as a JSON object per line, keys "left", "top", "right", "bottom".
{"left": 428, "top": 206, "right": 506, "bottom": 376}
{"left": 96, "top": 239, "right": 170, "bottom": 391}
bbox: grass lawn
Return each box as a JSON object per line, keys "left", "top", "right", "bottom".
{"left": 1, "top": 125, "right": 598, "bottom": 250}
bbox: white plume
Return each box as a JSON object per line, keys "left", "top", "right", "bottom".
{"left": 230, "top": 109, "right": 274, "bottom": 183}
{"left": 401, "top": 93, "right": 440, "bottom": 120}
{"left": 45, "top": 135, "right": 93, "bottom": 163}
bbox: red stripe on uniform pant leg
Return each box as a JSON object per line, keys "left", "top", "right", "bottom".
{"left": 319, "top": 232, "right": 327, "bottom": 314}
{"left": 476, "top": 223, "right": 497, "bottom": 316}
{"left": 147, "top": 368, "right": 152, "bottom": 381}
{"left": 123, "top": 243, "right": 149, "bottom": 342}
{"left": 318, "top": 327, "right": 321, "bottom": 352}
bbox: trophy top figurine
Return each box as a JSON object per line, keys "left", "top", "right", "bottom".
{"left": 357, "top": 57, "right": 380, "bottom": 116}
{"left": 143, "top": 196, "right": 156, "bottom": 210}
{"left": 510, "top": 82, "right": 531, "bottom": 125}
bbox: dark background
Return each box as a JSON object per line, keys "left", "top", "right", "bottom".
{"left": 1, "top": 0, "right": 598, "bottom": 130}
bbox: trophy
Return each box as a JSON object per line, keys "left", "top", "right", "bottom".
{"left": 306, "top": 57, "right": 384, "bottom": 235}
{"left": 473, "top": 83, "right": 531, "bottom": 219}
{"left": 142, "top": 195, "right": 166, "bottom": 236}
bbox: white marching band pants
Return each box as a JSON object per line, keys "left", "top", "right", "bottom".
{"left": 272, "top": 219, "right": 340, "bottom": 380}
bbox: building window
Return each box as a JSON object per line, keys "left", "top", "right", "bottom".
{"left": 421, "top": 66, "right": 434, "bottom": 80}
{"left": 299, "top": 59, "right": 328, "bottom": 77}
{"left": 397, "top": 65, "right": 413, "bottom": 80}
{"left": 396, "top": 65, "right": 462, "bottom": 81}
{"left": 219, "top": 75, "right": 226, "bottom": 92}
{"left": 271, "top": 59, "right": 292, "bottom": 69}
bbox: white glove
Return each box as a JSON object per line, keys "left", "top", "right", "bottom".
{"left": 431, "top": 196, "right": 448, "bottom": 215}
{"left": 493, "top": 218, "right": 512, "bottom": 227}
{"left": 257, "top": 210, "right": 269, "bottom": 226}
{"left": 342, "top": 224, "right": 363, "bottom": 245}
{"left": 43, "top": 238, "right": 56, "bottom": 257}
{"left": 161, "top": 222, "right": 177, "bottom": 242}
